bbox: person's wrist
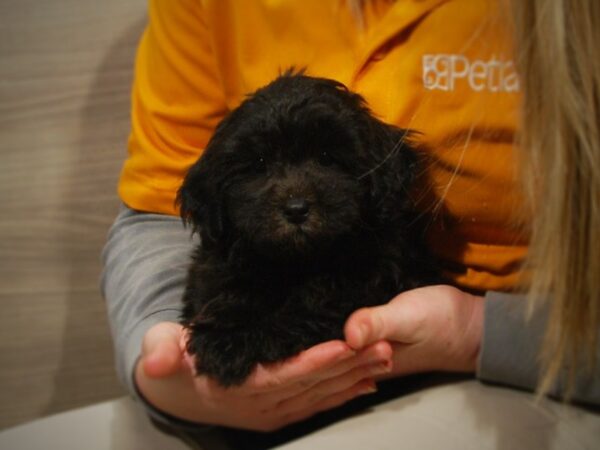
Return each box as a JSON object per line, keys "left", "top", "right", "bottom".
{"left": 133, "top": 358, "right": 215, "bottom": 430}
{"left": 463, "top": 292, "right": 485, "bottom": 371}
{"left": 134, "top": 356, "right": 212, "bottom": 424}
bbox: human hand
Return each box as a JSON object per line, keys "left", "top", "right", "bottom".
{"left": 344, "top": 285, "right": 484, "bottom": 377}
{"left": 135, "top": 322, "right": 394, "bottom": 431}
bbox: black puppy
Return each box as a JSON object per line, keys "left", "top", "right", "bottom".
{"left": 178, "top": 73, "right": 438, "bottom": 387}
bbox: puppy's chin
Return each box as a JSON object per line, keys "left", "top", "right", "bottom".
{"left": 246, "top": 221, "right": 348, "bottom": 264}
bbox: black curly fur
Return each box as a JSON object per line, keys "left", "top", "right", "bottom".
{"left": 177, "top": 73, "right": 439, "bottom": 387}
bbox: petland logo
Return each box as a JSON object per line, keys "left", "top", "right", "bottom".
{"left": 422, "top": 54, "right": 520, "bottom": 92}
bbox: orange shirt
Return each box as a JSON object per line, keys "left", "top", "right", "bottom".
{"left": 119, "top": 0, "right": 527, "bottom": 292}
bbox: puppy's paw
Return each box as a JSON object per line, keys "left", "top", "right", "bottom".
{"left": 186, "top": 326, "right": 261, "bottom": 387}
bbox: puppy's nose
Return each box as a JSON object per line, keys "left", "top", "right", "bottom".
{"left": 283, "top": 197, "right": 310, "bottom": 224}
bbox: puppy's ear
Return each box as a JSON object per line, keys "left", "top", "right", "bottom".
{"left": 177, "top": 101, "right": 252, "bottom": 246}
{"left": 177, "top": 152, "right": 227, "bottom": 246}
{"left": 361, "top": 118, "right": 420, "bottom": 225}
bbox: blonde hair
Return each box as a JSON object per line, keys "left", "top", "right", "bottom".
{"left": 512, "top": 0, "right": 600, "bottom": 396}
{"left": 348, "top": 0, "right": 600, "bottom": 396}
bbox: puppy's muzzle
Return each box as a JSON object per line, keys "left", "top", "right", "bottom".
{"left": 283, "top": 197, "right": 310, "bottom": 224}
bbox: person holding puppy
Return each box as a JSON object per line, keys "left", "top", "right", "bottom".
{"left": 101, "top": 0, "right": 600, "bottom": 438}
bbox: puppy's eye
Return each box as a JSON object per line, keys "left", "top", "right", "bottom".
{"left": 318, "top": 150, "right": 333, "bottom": 166}
{"left": 254, "top": 156, "right": 266, "bottom": 171}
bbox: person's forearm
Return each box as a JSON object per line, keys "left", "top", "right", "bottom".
{"left": 477, "top": 291, "right": 600, "bottom": 405}
{"left": 100, "top": 205, "right": 196, "bottom": 397}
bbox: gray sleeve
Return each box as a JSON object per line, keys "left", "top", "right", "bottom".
{"left": 477, "top": 291, "right": 600, "bottom": 405}
{"left": 100, "top": 204, "right": 197, "bottom": 401}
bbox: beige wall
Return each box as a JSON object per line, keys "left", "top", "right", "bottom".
{"left": 0, "top": 0, "right": 147, "bottom": 428}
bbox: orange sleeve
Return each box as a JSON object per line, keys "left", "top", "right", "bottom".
{"left": 118, "top": 0, "right": 228, "bottom": 215}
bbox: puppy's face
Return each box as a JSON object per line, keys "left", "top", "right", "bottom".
{"left": 225, "top": 111, "right": 364, "bottom": 258}
{"left": 179, "top": 74, "right": 417, "bottom": 259}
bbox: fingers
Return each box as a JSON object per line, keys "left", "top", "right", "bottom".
{"left": 250, "top": 340, "right": 391, "bottom": 405}
{"left": 344, "top": 292, "right": 427, "bottom": 349}
{"left": 141, "top": 322, "right": 186, "bottom": 378}
{"left": 245, "top": 338, "right": 393, "bottom": 396}
{"left": 321, "top": 340, "right": 392, "bottom": 379}
{"left": 304, "top": 378, "right": 376, "bottom": 412}
{"left": 192, "top": 340, "right": 356, "bottom": 398}
{"left": 244, "top": 340, "right": 356, "bottom": 392}
{"left": 344, "top": 307, "right": 387, "bottom": 350}
{"left": 188, "top": 340, "right": 394, "bottom": 432}
{"left": 275, "top": 378, "right": 378, "bottom": 430}
{"left": 274, "top": 359, "right": 391, "bottom": 416}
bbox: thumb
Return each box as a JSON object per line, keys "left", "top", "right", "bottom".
{"left": 141, "top": 322, "right": 186, "bottom": 378}
{"left": 344, "top": 295, "right": 422, "bottom": 350}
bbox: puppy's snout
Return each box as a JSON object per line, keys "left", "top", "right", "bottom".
{"left": 283, "top": 197, "right": 310, "bottom": 224}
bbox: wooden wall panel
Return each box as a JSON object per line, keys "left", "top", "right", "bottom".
{"left": 0, "top": 0, "right": 147, "bottom": 428}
